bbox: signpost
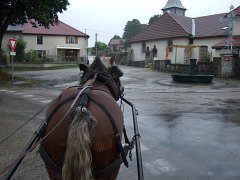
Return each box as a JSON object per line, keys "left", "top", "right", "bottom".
{"left": 8, "top": 38, "right": 18, "bottom": 85}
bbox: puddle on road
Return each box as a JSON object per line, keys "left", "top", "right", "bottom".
{"left": 153, "top": 79, "right": 237, "bottom": 90}
{"left": 137, "top": 112, "right": 240, "bottom": 145}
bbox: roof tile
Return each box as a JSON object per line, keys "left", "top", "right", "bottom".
{"left": 23, "top": 20, "right": 89, "bottom": 37}
{"left": 129, "top": 8, "right": 234, "bottom": 43}
{"left": 129, "top": 13, "right": 190, "bottom": 43}
{"left": 212, "top": 36, "right": 240, "bottom": 48}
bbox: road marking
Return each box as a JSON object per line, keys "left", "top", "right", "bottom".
{"left": 7, "top": 90, "right": 16, "bottom": 93}
{"left": 140, "top": 143, "right": 149, "bottom": 151}
{"left": 40, "top": 100, "right": 52, "bottom": 104}
{"left": 23, "top": 95, "right": 34, "bottom": 98}
{"left": 144, "top": 159, "right": 176, "bottom": 175}
{"left": 32, "top": 97, "right": 45, "bottom": 100}
{"left": 15, "top": 92, "right": 24, "bottom": 95}
{"left": 0, "top": 88, "right": 52, "bottom": 104}
{"left": 132, "top": 143, "right": 149, "bottom": 153}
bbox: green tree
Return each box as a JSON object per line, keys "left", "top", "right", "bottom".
{"left": 122, "top": 19, "right": 145, "bottom": 48}
{"left": 122, "top": 19, "right": 144, "bottom": 40}
{"left": 91, "top": 41, "right": 108, "bottom": 56}
{"left": 94, "top": 41, "right": 108, "bottom": 51}
{"left": 15, "top": 39, "right": 26, "bottom": 62}
{"left": 149, "top": 14, "right": 160, "bottom": 24}
{"left": 0, "top": 0, "right": 70, "bottom": 68}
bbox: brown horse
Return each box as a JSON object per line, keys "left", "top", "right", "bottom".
{"left": 39, "top": 55, "right": 127, "bottom": 180}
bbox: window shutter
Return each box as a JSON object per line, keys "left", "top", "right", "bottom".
{"left": 75, "top": 37, "right": 78, "bottom": 44}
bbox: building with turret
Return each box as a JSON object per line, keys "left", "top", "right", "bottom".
{"left": 162, "top": 0, "right": 186, "bottom": 16}
{"left": 128, "top": 0, "right": 240, "bottom": 65}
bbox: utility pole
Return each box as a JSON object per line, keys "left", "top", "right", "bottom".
{"left": 95, "top": 33, "right": 98, "bottom": 56}
{"left": 85, "top": 29, "right": 88, "bottom": 63}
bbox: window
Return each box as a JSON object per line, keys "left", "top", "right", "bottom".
{"left": 199, "top": 46, "right": 208, "bottom": 61}
{"left": 37, "top": 36, "right": 43, "bottom": 44}
{"left": 189, "top": 38, "right": 193, "bottom": 45}
{"left": 66, "top": 36, "right": 78, "bottom": 44}
{"left": 142, "top": 42, "right": 146, "bottom": 53}
{"left": 167, "top": 39, "right": 173, "bottom": 52}
{"left": 37, "top": 50, "right": 46, "bottom": 58}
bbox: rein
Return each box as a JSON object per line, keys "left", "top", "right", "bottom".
{"left": 0, "top": 104, "right": 48, "bottom": 145}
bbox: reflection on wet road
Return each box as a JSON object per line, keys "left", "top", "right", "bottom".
{"left": 119, "top": 66, "right": 240, "bottom": 180}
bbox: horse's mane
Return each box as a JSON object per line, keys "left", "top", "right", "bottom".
{"left": 81, "top": 57, "right": 120, "bottom": 100}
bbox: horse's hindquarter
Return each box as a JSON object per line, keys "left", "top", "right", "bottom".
{"left": 42, "top": 86, "right": 124, "bottom": 179}
{"left": 89, "top": 89, "right": 124, "bottom": 173}
{"left": 43, "top": 87, "right": 81, "bottom": 166}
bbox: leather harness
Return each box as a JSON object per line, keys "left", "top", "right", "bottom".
{"left": 38, "top": 86, "right": 130, "bottom": 178}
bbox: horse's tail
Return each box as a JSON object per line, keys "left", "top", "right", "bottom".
{"left": 62, "top": 111, "right": 96, "bottom": 180}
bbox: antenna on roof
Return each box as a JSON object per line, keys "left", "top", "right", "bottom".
{"left": 221, "top": 5, "right": 237, "bottom": 53}
{"left": 226, "top": 5, "right": 236, "bottom": 53}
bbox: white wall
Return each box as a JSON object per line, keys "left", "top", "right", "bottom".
{"left": 130, "top": 38, "right": 189, "bottom": 64}
{"left": 23, "top": 35, "right": 87, "bottom": 57}
{"left": 193, "top": 37, "right": 226, "bottom": 58}
{"left": 130, "top": 43, "right": 144, "bottom": 61}
{"left": 233, "top": 19, "right": 240, "bottom": 35}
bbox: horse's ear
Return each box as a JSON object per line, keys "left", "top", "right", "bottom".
{"left": 79, "top": 63, "right": 88, "bottom": 73}
{"left": 109, "top": 53, "right": 117, "bottom": 66}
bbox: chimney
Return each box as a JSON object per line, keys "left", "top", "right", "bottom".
{"left": 192, "top": 18, "right": 195, "bottom": 36}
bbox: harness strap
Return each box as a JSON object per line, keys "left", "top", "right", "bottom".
{"left": 88, "top": 95, "right": 129, "bottom": 168}
{"left": 45, "top": 95, "right": 77, "bottom": 124}
{"left": 38, "top": 145, "right": 62, "bottom": 174}
{"left": 38, "top": 144, "right": 123, "bottom": 178}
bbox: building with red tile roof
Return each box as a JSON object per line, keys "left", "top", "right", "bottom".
{"left": 128, "top": 0, "right": 240, "bottom": 64}
{"left": 3, "top": 20, "right": 89, "bottom": 62}
{"left": 108, "top": 38, "right": 124, "bottom": 51}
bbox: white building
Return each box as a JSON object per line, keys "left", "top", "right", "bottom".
{"left": 128, "top": 0, "right": 240, "bottom": 64}
{"left": 2, "top": 20, "right": 89, "bottom": 62}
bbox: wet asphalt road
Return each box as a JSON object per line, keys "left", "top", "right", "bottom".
{"left": 1, "top": 65, "right": 240, "bottom": 179}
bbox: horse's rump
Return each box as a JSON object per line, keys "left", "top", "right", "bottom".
{"left": 41, "top": 85, "right": 124, "bottom": 179}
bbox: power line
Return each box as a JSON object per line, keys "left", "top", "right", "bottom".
{"left": 85, "top": 28, "right": 121, "bottom": 36}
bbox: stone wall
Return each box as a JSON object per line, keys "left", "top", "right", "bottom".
{"left": 126, "top": 56, "right": 240, "bottom": 79}
{"left": 128, "top": 60, "right": 145, "bottom": 68}
{"left": 153, "top": 60, "right": 214, "bottom": 74}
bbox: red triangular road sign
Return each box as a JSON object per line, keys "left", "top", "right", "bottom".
{"left": 8, "top": 38, "right": 18, "bottom": 52}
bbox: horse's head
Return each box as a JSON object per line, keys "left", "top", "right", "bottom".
{"left": 79, "top": 53, "right": 124, "bottom": 100}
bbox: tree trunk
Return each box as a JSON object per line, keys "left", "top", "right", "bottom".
{"left": 0, "top": 31, "right": 3, "bottom": 71}
{"left": 0, "top": 24, "right": 8, "bottom": 71}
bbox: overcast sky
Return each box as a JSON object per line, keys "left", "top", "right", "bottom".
{"left": 58, "top": 0, "right": 239, "bottom": 47}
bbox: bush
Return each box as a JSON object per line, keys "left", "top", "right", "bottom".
{"left": 24, "top": 50, "right": 38, "bottom": 62}
{"left": 203, "top": 51, "right": 212, "bottom": 62}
